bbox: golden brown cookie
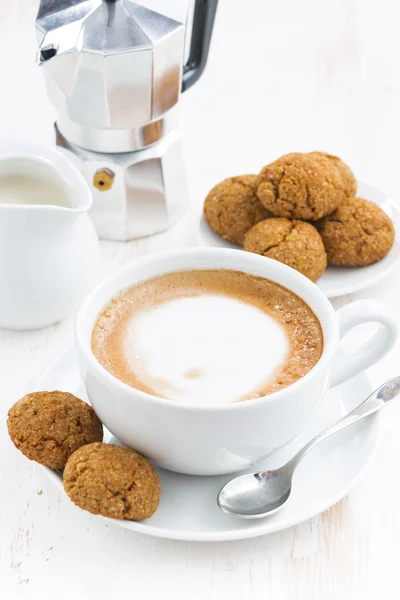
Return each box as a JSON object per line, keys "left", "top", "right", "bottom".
{"left": 203, "top": 175, "right": 271, "bottom": 245}
{"left": 63, "top": 443, "right": 160, "bottom": 520}
{"left": 244, "top": 217, "right": 327, "bottom": 281}
{"left": 257, "top": 153, "right": 345, "bottom": 221}
{"left": 309, "top": 151, "right": 357, "bottom": 197}
{"left": 316, "top": 197, "right": 395, "bottom": 266}
{"left": 7, "top": 391, "right": 103, "bottom": 469}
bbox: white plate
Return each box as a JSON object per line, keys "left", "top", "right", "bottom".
{"left": 198, "top": 181, "right": 400, "bottom": 298}
{"left": 37, "top": 348, "right": 379, "bottom": 542}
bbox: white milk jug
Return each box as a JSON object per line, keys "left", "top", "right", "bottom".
{"left": 0, "top": 143, "right": 100, "bottom": 330}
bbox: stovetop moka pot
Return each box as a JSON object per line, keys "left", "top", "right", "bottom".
{"left": 36, "top": 0, "right": 218, "bottom": 240}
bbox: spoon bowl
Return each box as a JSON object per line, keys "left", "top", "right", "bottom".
{"left": 218, "top": 471, "right": 292, "bottom": 519}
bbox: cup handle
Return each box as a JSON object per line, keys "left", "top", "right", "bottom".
{"left": 330, "top": 299, "right": 397, "bottom": 387}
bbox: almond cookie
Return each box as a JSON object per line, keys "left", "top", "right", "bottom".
{"left": 204, "top": 175, "right": 271, "bottom": 245}
{"left": 317, "top": 197, "right": 395, "bottom": 266}
{"left": 257, "top": 153, "right": 345, "bottom": 221}
{"left": 63, "top": 443, "right": 160, "bottom": 520}
{"left": 244, "top": 217, "right": 327, "bottom": 281}
{"left": 309, "top": 151, "right": 357, "bottom": 197}
{"left": 7, "top": 391, "right": 103, "bottom": 469}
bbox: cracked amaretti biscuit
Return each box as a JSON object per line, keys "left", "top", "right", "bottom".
{"left": 203, "top": 175, "right": 271, "bottom": 245}
{"left": 316, "top": 196, "right": 395, "bottom": 266}
{"left": 244, "top": 217, "right": 327, "bottom": 281}
{"left": 63, "top": 443, "right": 161, "bottom": 520}
{"left": 7, "top": 391, "right": 103, "bottom": 469}
{"left": 257, "top": 153, "right": 345, "bottom": 221}
{"left": 309, "top": 151, "right": 357, "bottom": 198}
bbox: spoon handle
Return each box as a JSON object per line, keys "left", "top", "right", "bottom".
{"left": 285, "top": 375, "right": 400, "bottom": 474}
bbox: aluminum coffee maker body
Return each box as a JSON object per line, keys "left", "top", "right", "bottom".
{"left": 35, "top": 0, "right": 218, "bottom": 241}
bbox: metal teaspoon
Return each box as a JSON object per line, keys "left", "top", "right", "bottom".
{"left": 218, "top": 376, "right": 400, "bottom": 519}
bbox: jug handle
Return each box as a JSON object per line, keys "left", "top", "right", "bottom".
{"left": 182, "top": 0, "right": 218, "bottom": 92}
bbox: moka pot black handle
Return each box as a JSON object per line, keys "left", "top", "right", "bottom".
{"left": 182, "top": 0, "right": 218, "bottom": 92}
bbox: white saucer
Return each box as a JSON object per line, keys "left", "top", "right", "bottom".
{"left": 198, "top": 181, "right": 400, "bottom": 298}
{"left": 36, "top": 348, "right": 379, "bottom": 542}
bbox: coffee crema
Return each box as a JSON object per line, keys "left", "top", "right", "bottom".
{"left": 91, "top": 270, "right": 323, "bottom": 406}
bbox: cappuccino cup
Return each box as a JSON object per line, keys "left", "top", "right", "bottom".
{"left": 76, "top": 248, "right": 397, "bottom": 475}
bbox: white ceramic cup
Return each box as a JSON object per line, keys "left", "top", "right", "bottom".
{"left": 76, "top": 248, "right": 397, "bottom": 475}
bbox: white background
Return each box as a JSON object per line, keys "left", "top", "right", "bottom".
{"left": 1, "top": 0, "right": 400, "bottom": 598}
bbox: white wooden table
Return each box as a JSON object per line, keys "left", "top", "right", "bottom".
{"left": 2, "top": 1, "right": 400, "bottom": 598}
